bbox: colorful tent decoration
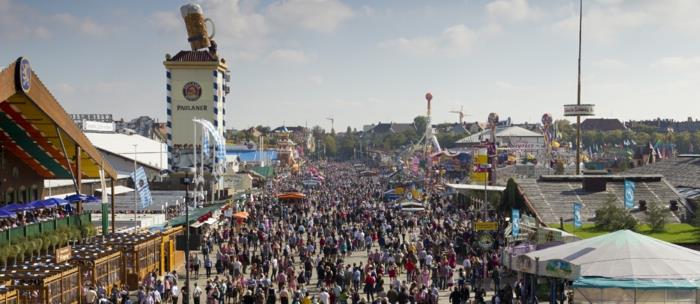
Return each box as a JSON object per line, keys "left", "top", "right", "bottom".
{"left": 276, "top": 192, "right": 306, "bottom": 200}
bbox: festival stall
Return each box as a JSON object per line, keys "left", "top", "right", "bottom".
{"left": 99, "top": 232, "right": 162, "bottom": 290}
{"left": 70, "top": 244, "right": 121, "bottom": 295}
{"left": 0, "top": 278, "right": 18, "bottom": 304}
{"left": 5, "top": 258, "right": 80, "bottom": 304}
{"left": 159, "top": 226, "right": 185, "bottom": 274}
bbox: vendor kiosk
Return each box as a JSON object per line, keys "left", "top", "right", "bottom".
{"left": 70, "top": 244, "right": 122, "bottom": 295}
{"left": 0, "top": 278, "right": 18, "bottom": 304}
{"left": 5, "top": 258, "right": 80, "bottom": 304}
{"left": 100, "top": 233, "right": 162, "bottom": 290}
{"left": 160, "top": 226, "right": 184, "bottom": 274}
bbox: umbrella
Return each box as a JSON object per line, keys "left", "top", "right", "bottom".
{"left": 65, "top": 194, "right": 100, "bottom": 203}
{"left": 0, "top": 209, "right": 16, "bottom": 218}
{"left": 233, "top": 211, "right": 249, "bottom": 220}
{"left": 29, "top": 200, "right": 56, "bottom": 209}
{"left": 43, "top": 198, "right": 69, "bottom": 206}
{"left": 3, "top": 202, "right": 35, "bottom": 212}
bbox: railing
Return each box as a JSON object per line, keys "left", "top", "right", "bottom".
{"left": 0, "top": 212, "right": 91, "bottom": 245}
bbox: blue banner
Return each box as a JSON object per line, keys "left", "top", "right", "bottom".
{"left": 511, "top": 208, "right": 520, "bottom": 237}
{"left": 624, "top": 180, "right": 636, "bottom": 209}
{"left": 130, "top": 167, "right": 153, "bottom": 209}
{"left": 573, "top": 202, "right": 582, "bottom": 228}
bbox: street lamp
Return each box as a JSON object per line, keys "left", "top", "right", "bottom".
{"left": 182, "top": 167, "right": 195, "bottom": 303}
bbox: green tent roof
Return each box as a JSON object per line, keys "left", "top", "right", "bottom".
{"left": 166, "top": 204, "right": 224, "bottom": 227}
{"left": 251, "top": 166, "right": 275, "bottom": 179}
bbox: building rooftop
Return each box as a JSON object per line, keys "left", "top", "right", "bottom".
{"left": 515, "top": 174, "right": 685, "bottom": 224}
{"left": 623, "top": 155, "right": 700, "bottom": 195}
{"left": 166, "top": 50, "right": 218, "bottom": 62}
{"left": 85, "top": 132, "right": 168, "bottom": 170}
{"left": 581, "top": 118, "right": 626, "bottom": 131}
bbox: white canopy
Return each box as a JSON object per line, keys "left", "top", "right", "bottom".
{"left": 521, "top": 230, "right": 700, "bottom": 280}
{"left": 447, "top": 183, "right": 506, "bottom": 192}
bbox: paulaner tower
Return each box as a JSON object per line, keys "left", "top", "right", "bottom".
{"left": 164, "top": 3, "right": 230, "bottom": 169}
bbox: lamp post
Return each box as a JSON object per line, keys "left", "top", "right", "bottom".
{"left": 133, "top": 144, "right": 138, "bottom": 224}
{"left": 183, "top": 167, "right": 195, "bottom": 304}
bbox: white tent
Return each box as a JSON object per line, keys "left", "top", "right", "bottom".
{"left": 522, "top": 230, "right": 700, "bottom": 280}
{"left": 515, "top": 230, "right": 700, "bottom": 303}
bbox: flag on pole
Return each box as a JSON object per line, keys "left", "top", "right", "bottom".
{"left": 624, "top": 180, "right": 636, "bottom": 209}
{"left": 202, "top": 125, "right": 210, "bottom": 157}
{"left": 511, "top": 209, "right": 520, "bottom": 237}
{"left": 130, "top": 167, "right": 153, "bottom": 208}
{"left": 573, "top": 202, "right": 582, "bottom": 228}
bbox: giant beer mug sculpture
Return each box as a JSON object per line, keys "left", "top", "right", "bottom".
{"left": 180, "top": 3, "right": 216, "bottom": 50}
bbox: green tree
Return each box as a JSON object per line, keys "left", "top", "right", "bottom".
{"left": 414, "top": 116, "right": 428, "bottom": 137}
{"left": 323, "top": 134, "right": 338, "bottom": 157}
{"left": 555, "top": 119, "right": 575, "bottom": 143}
{"left": 593, "top": 198, "right": 638, "bottom": 231}
{"left": 646, "top": 202, "right": 668, "bottom": 232}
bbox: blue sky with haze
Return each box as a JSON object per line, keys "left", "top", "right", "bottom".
{"left": 2, "top": 0, "right": 699, "bottom": 131}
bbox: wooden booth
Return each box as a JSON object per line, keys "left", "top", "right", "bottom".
{"left": 5, "top": 259, "right": 80, "bottom": 304}
{"left": 99, "top": 232, "right": 162, "bottom": 290}
{"left": 0, "top": 277, "right": 18, "bottom": 304}
{"left": 160, "top": 226, "right": 184, "bottom": 274}
{"left": 70, "top": 244, "right": 122, "bottom": 296}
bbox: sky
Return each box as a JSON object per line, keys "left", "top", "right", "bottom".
{"left": 2, "top": 0, "right": 700, "bottom": 131}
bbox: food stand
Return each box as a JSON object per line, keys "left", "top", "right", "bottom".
{"left": 70, "top": 244, "right": 122, "bottom": 295}
{"left": 159, "top": 226, "right": 184, "bottom": 274}
{"left": 5, "top": 258, "right": 80, "bottom": 304}
{"left": 0, "top": 277, "right": 18, "bottom": 304}
{"left": 99, "top": 232, "right": 162, "bottom": 290}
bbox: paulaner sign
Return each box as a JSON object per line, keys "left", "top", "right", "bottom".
{"left": 563, "top": 104, "right": 595, "bottom": 116}
{"left": 176, "top": 105, "right": 208, "bottom": 111}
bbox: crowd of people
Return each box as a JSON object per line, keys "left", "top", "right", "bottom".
{"left": 159, "top": 161, "right": 518, "bottom": 304}
{"left": 0, "top": 204, "right": 73, "bottom": 231}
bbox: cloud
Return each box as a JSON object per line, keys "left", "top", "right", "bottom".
{"left": 651, "top": 56, "right": 700, "bottom": 71}
{"left": 486, "top": 0, "right": 541, "bottom": 22}
{"left": 150, "top": 11, "right": 181, "bottom": 33}
{"left": 266, "top": 49, "right": 309, "bottom": 64}
{"left": 199, "top": 0, "right": 270, "bottom": 50}
{"left": 53, "top": 13, "right": 108, "bottom": 36}
{"left": 309, "top": 75, "right": 324, "bottom": 85}
{"left": 593, "top": 58, "right": 628, "bottom": 69}
{"left": 0, "top": 0, "right": 53, "bottom": 39}
{"left": 379, "top": 24, "right": 477, "bottom": 56}
{"left": 266, "top": 0, "right": 354, "bottom": 33}
{"left": 55, "top": 83, "right": 76, "bottom": 95}
{"left": 551, "top": 0, "right": 700, "bottom": 43}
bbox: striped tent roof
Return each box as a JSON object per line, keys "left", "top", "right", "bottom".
{"left": 0, "top": 57, "right": 117, "bottom": 179}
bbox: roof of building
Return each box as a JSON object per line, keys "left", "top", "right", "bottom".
{"left": 623, "top": 155, "right": 700, "bottom": 190}
{"left": 85, "top": 132, "right": 168, "bottom": 170}
{"left": 366, "top": 122, "right": 416, "bottom": 134}
{"left": 456, "top": 126, "right": 542, "bottom": 144}
{"left": 167, "top": 50, "right": 218, "bottom": 62}
{"left": 0, "top": 58, "right": 117, "bottom": 179}
{"left": 515, "top": 175, "right": 684, "bottom": 224}
{"left": 581, "top": 118, "right": 626, "bottom": 131}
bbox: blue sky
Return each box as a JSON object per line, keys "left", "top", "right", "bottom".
{"left": 2, "top": 0, "right": 700, "bottom": 131}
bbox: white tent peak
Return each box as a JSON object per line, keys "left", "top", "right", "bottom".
{"left": 524, "top": 229, "right": 700, "bottom": 280}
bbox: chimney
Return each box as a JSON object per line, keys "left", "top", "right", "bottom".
{"left": 582, "top": 170, "right": 608, "bottom": 192}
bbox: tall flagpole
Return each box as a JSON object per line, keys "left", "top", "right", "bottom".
{"left": 193, "top": 118, "right": 198, "bottom": 208}
{"left": 575, "top": 0, "right": 583, "bottom": 175}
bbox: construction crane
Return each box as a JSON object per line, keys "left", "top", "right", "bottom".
{"left": 449, "top": 105, "right": 469, "bottom": 124}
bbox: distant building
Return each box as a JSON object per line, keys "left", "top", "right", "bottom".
{"left": 433, "top": 123, "right": 471, "bottom": 136}
{"left": 581, "top": 118, "right": 626, "bottom": 131}
{"left": 363, "top": 122, "right": 417, "bottom": 136}
{"left": 628, "top": 117, "right": 700, "bottom": 133}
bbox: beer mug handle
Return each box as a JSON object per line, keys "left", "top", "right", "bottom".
{"left": 205, "top": 18, "right": 216, "bottom": 39}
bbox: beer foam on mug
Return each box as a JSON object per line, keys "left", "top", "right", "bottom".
{"left": 180, "top": 3, "right": 203, "bottom": 18}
